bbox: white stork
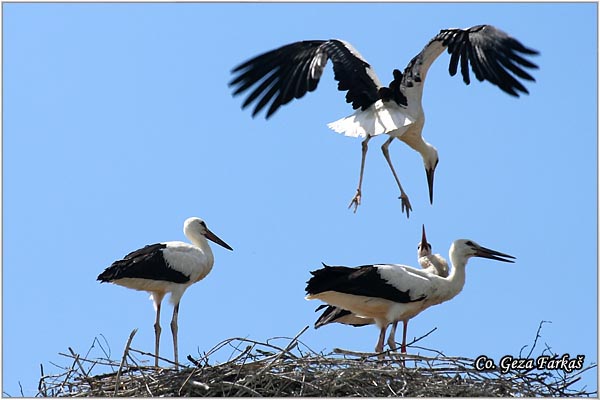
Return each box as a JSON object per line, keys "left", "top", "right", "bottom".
{"left": 305, "top": 237, "right": 515, "bottom": 355}
{"left": 417, "top": 225, "right": 449, "bottom": 279}
{"left": 230, "top": 25, "right": 539, "bottom": 216}
{"left": 313, "top": 225, "right": 448, "bottom": 354}
{"left": 97, "top": 217, "right": 233, "bottom": 368}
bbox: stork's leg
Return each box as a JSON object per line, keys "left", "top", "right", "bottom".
{"left": 401, "top": 319, "right": 409, "bottom": 354}
{"left": 381, "top": 137, "right": 412, "bottom": 218}
{"left": 387, "top": 321, "right": 398, "bottom": 351}
{"left": 170, "top": 303, "right": 180, "bottom": 369}
{"left": 153, "top": 302, "right": 162, "bottom": 368}
{"left": 349, "top": 136, "right": 372, "bottom": 213}
{"left": 375, "top": 325, "right": 387, "bottom": 359}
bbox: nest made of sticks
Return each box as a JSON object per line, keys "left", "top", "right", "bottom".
{"left": 38, "top": 326, "right": 597, "bottom": 397}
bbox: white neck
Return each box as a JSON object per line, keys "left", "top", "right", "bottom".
{"left": 399, "top": 125, "right": 435, "bottom": 162}
{"left": 437, "top": 253, "right": 468, "bottom": 303}
{"left": 187, "top": 230, "right": 214, "bottom": 259}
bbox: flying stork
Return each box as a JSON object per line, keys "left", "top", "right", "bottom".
{"left": 230, "top": 25, "right": 539, "bottom": 216}
{"left": 305, "top": 237, "right": 515, "bottom": 355}
{"left": 97, "top": 217, "right": 233, "bottom": 368}
{"left": 313, "top": 225, "right": 448, "bottom": 354}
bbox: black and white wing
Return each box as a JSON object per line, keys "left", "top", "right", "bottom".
{"left": 305, "top": 263, "right": 427, "bottom": 304}
{"left": 229, "top": 40, "right": 383, "bottom": 118}
{"left": 97, "top": 243, "right": 190, "bottom": 284}
{"left": 401, "top": 24, "right": 539, "bottom": 97}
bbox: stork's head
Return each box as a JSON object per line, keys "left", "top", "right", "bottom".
{"left": 422, "top": 145, "right": 439, "bottom": 205}
{"left": 450, "top": 239, "right": 515, "bottom": 264}
{"left": 417, "top": 224, "right": 432, "bottom": 258}
{"left": 184, "top": 217, "right": 233, "bottom": 251}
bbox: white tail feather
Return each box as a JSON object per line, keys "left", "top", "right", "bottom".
{"left": 327, "top": 100, "right": 414, "bottom": 138}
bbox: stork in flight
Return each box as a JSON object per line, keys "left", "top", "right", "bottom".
{"left": 97, "top": 217, "right": 233, "bottom": 368}
{"left": 230, "top": 25, "right": 539, "bottom": 217}
{"left": 305, "top": 237, "right": 515, "bottom": 355}
{"left": 313, "top": 225, "right": 448, "bottom": 354}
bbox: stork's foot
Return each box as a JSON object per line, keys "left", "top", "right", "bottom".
{"left": 348, "top": 189, "right": 362, "bottom": 213}
{"left": 398, "top": 193, "right": 412, "bottom": 218}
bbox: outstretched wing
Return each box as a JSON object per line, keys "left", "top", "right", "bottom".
{"left": 401, "top": 24, "right": 539, "bottom": 97}
{"left": 229, "top": 39, "right": 382, "bottom": 118}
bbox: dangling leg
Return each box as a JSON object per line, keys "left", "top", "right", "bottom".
{"left": 349, "top": 136, "right": 372, "bottom": 213}
{"left": 381, "top": 136, "right": 412, "bottom": 218}
{"left": 170, "top": 302, "right": 180, "bottom": 369}
{"left": 151, "top": 293, "right": 165, "bottom": 369}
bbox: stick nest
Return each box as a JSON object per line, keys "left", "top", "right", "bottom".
{"left": 38, "top": 327, "right": 596, "bottom": 397}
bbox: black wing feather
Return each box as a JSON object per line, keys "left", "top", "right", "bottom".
{"left": 230, "top": 39, "right": 380, "bottom": 118}
{"left": 306, "top": 264, "right": 426, "bottom": 304}
{"left": 314, "top": 305, "right": 369, "bottom": 328}
{"left": 440, "top": 24, "right": 539, "bottom": 96}
{"left": 98, "top": 243, "right": 190, "bottom": 284}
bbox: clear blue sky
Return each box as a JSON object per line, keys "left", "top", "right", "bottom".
{"left": 3, "top": 2, "right": 597, "bottom": 396}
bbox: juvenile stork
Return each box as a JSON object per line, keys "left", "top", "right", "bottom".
{"left": 306, "top": 238, "right": 514, "bottom": 355}
{"left": 97, "top": 217, "right": 233, "bottom": 368}
{"left": 230, "top": 25, "right": 539, "bottom": 216}
{"left": 314, "top": 225, "right": 448, "bottom": 353}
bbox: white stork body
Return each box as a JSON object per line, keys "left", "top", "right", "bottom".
{"left": 97, "top": 217, "right": 233, "bottom": 368}
{"left": 306, "top": 238, "right": 515, "bottom": 355}
{"left": 314, "top": 225, "right": 449, "bottom": 353}
{"left": 230, "top": 25, "right": 539, "bottom": 216}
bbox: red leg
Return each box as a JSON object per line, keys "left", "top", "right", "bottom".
{"left": 401, "top": 320, "right": 408, "bottom": 354}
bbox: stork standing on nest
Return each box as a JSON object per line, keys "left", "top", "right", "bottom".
{"left": 97, "top": 217, "right": 233, "bottom": 368}
{"left": 230, "top": 25, "right": 539, "bottom": 216}
{"left": 313, "top": 225, "right": 448, "bottom": 353}
{"left": 306, "top": 237, "right": 515, "bottom": 355}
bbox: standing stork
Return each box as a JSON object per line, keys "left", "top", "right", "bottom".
{"left": 305, "top": 238, "right": 514, "bottom": 355}
{"left": 97, "top": 217, "right": 233, "bottom": 368}
{"left": 230, "top": 25, "right": 539, "bottom": 216}
{"left": 313, "top": 225, "right": 448, "bottom": 354}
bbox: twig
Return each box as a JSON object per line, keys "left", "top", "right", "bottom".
{"left": 38, "top": 363, "right": 47, "bottom": 397}
{"left": 526, "top": 320, "right": 551, "bottom": 359}
{"left": 128, "top": 347, "right": 178, "bottom": 367}
{"left": 262, "top": 325, "right": 309, "bottom": 370}
{"left": 407, "top": 327, "right": 437, "bottom": 347}
{"left": 68, "top": 347, "right": 97, "bottom": 391}
{"left": 114, "top": 328, "right": 138, "bottom": 396}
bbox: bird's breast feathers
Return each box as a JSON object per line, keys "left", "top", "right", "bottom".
{"left": 163, "top": 243, "right": 214, "bottom": 282}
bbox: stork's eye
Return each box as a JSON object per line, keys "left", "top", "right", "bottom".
{"left": 465, "top": 240, "right": 474, "bottom": 246}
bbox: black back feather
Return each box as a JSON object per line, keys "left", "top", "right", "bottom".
{"left": 98, "top": 243, "right": 190, "bottom": 284}
{"left": 306, "top": 263, "right": 426, "bottom": 304}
